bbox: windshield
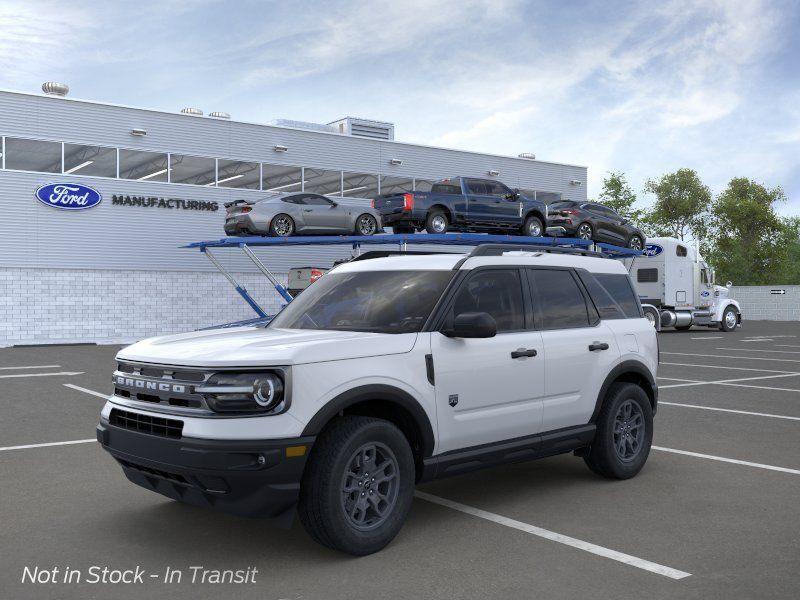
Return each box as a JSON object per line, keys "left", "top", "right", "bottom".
{"left": 269, "top": 270, "right": 454, "bottom": 333}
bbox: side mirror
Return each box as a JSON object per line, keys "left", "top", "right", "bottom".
{"left": 442, "top": 312, "right": 497, "bottom": 338}
{"left": 329, "top": 201, "right": 338, "bottom": 208}
{"left": 726, "top": 281, "right": 732, "bottom": 288}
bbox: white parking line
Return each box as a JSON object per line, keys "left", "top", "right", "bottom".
{"left": 716, "top": 382, "right": 800, "bottom": 394}
{"left": 660, "top": 362, "right": 797, "bottom": 374}
{"left": 716, "top": 347, "right": 800, "bottom": 355}
{"left": 690, "top": 336, "right": 723, "bottom": 340}
{"left": 0, "top": 364, "right": 61, "bottom": 370}
{"left": 661, "top": 352, "right": 800, "bottom": 364}
{"left": 415, "top": 491, "right": 691, "bottom": 579}
{"left": 0, "top": 371, "right": 84, "bottom": 379}
{"left": 653, "top": 446, "right": 800, "bottom": 476}
{"left": 776, "top": 345, "right": 800, "bottom": 349}
{"left": 0, "top": 439, "right": 96, "bottom": 453}
{"left": 659, "top": 402, "right": 800, "bottom": 421}
{"left": 659, "top": 372, "right": 800, "bottom": 389}
{"left": 740, "top": 339, "right": 773, "bottom": 342}
{"left": 64, "top": 383, "right": 109, "bottom": 399}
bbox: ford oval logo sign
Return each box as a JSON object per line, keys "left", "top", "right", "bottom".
{"left": 701, "top": 290, "right": 710, "bottom": 297}
{"left": 35, "top": 183, "right": 102, "bottom": 210}
{"left": 642, "top": 244, "right": 663, "bottom": 257}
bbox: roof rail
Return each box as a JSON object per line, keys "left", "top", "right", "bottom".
{"left": 466, "top": 243, "right": 602, "bottom": 258}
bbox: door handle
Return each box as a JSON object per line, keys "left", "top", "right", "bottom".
{"left": 588, "top": 342, "right": 610, "bottom": 351}
{"left": 303, "top": 209, "right": 313, "bottom": 212}
{"left": 511, "top": 348, "right": 538, "bottom": 359}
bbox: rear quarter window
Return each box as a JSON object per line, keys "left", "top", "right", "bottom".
{"left": 578, "top": 272, "right": 643, "bottom": 319}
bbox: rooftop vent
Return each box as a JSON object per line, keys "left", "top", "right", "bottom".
{"left": 42, "top": 82, "right": 69, "bottom": 97}
{"left": 518, "top": 152, "right": 536, "bottom": 160}
{"left": 268, "top": 119, "right": 337, "bottom": 134}
{"left": 209, "top": 111, "right": 230, "bottom": 119}
{"left": 329, "top": 117, "right": 395, "bottom": 141}
{"left": 180, "top": 107, "right": 203, "bottom": 116}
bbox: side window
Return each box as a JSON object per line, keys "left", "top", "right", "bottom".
{"left": 637, "top": 268, "right": 658, "bottom": 283}
{"left": 450, "top": 270, "right": 525, "bottom": 332}
{"left": 431, "top": 182, "right": 461, "bottom": 194}
{"left": 676, "top": 245, "right": 688, "bottom": 257}
{"left": 305, "top": 194, "right": 333, "bottom": 206}
{"left": 593, "top": 273, "right": 642, "bottom": 318}
{"left": 282, "top": 195, "right": 305, "bottom": 205}
{"left": 465, "top": 180, "right": 488, "bottom": 195}
{"left": 528, "top": 269, "right": 591, "bottom": 329}
{"left": 485, "top": 181, "right": 512, "bottom": 197}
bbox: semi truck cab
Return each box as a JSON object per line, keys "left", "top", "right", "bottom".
{"left": 627, "top": 237, "right": 741, "bottom": 332}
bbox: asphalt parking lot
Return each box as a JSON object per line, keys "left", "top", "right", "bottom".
{"left": 1, "top": 321, "right": 799, "bottom": 600}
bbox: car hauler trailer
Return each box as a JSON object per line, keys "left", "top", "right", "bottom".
{"left": 625, "top": 237, "right": 741, "bottom": 332}
{"left": 183, "top": 233, "right": 641, "bottom": 325}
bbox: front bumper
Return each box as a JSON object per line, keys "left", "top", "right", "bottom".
{"left": 97, "top": 420, "right": 314, "bottom": 523}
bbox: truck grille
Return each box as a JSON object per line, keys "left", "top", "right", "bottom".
{"left": 109, "top": 408, "right": 183, "bottom": 439}
{"left": 113, "top": 361, "right": 210, "bottom": 412}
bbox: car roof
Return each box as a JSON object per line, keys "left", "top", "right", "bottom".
{"left": 332, "top": 251, "right": 629, "bottom": 275}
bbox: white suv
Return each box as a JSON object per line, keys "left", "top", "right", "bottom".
{"left": 97, "top": 245, "right": 658, "bottom": 555}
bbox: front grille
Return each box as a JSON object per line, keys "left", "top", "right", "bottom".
{"left": 113, "top": 362, "right": 210, "bottom": 412}
{"left": 109, "top": 408, "right": 183, "bottom": 439}
{"left": 117, "top": 458, "right": 188, "bottom": 484}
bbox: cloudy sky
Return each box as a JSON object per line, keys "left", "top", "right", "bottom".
{"left": 2, "top": 0, "right": 799, "bottom": 213}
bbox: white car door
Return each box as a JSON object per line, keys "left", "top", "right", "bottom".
{"left": 431, "top": 268, "right": 545, "bottom": 453}
{"left": 527, "top": 268, "right": 619, "bottom": 432}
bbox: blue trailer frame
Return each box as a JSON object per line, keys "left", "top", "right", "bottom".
{"left": 184, "top": 233, "right": 641, "bottom": 322}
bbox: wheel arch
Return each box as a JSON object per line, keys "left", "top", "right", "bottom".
{"left": 524, "top": 209, "right": 546, "bottom": 225}
{"left": 427, "top": 204, "right": 454, "bottom": 223}
{"left": 590, "top": 360, "right": 658, "bottom": 422}
{"left": 301, "top": 384, "right": 435, "bottom": 479}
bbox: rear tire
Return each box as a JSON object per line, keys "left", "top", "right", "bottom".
{"left": 628, "top": 235, "right": 644, "bottom": 251}
{"left": 269, "top": 214, "right": 295, "bottom": 237}
{"left": 298, "top": 416, "right": 415, "bottom": 556}
{"left": 521, "top": 215, "right": 544, "bottom": 237}
{"left": 425, "top": 210, "right": 449, "bottom": 234}
{"left": 576, "top": 222, "right": 593, "bottom": 240}
{"left": 584, "top": 383, "right": 653, "bottom": 480}
{"left": 354, "top": 214, "right": 378, "bottom": 236}
{"left": 719, "top": 306, "right": 738, "bottom": 332}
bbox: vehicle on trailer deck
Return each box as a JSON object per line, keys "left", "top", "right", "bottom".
{"left": 626, "top": 236, "right": 741, "bottom": 332}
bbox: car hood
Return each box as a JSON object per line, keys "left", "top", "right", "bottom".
{"left": 116, "top": 327, "right": 418, "bottom": 368}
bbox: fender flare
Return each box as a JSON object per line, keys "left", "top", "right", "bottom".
{"left": 301, "top": 384, "right": 436, "bottom": 457}
{"left": 590, "top": 360, "right": 658, "bottom": 422}
{"left": 714, "top": 299, "right": 741, "bottom": 322}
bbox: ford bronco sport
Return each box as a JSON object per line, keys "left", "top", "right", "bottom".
{"left": 97, "top": 245, "right": 658, "bottom": 555}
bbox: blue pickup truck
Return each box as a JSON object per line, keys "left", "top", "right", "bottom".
{"left": 372, "top": 177, "right": 550, "bottom": 236}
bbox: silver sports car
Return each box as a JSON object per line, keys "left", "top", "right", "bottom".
{"left": 224, "top": 192, "right": 383, "bottom": 237}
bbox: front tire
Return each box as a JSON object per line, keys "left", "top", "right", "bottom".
{"left": 269, "top": 214, "right": 295, "bottom": 237}
{"left": 355, "top": 214, "right": 378, "bottom": 236}
{"left": 298, "top": 416, "right": 415, "bottom": 556}
{"left": 628, "top": 234, "right": 644, "bottom": 251}
{"left": 719, "top": 306, "right": 738, "bottom": 332}
{"left": 584, "top": 383, "right": 653, "bottom": 480}
{"left": 425, "top": 210, "right": 449, "bottom": 234}
{"left": 521, "top": 215, "right": 544, "bottom": 237}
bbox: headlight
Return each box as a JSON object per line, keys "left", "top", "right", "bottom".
{"left": 198, "top": 372, "right": 286, "bottom": 414}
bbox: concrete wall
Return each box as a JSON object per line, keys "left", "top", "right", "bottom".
{"left": 1, "top": 268, "right": 288, "bottom": 347}
{"left": 730, "top": 286, "right": 800, "bottom": 321}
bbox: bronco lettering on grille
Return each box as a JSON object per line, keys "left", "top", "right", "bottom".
{"left": 115, "top": 376, "right": 186, "bottom": 394}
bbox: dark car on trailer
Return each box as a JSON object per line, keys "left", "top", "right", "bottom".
{"left": 546, "top": 200, "right": 646, "bottom": 250}
{"left": 372, "top": 177, "right": 551, "bottom": 237}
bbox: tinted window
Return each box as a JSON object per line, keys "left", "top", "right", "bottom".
{"left": 549, "top": 201, "right": 577, "bottom": 210}
{"left": 304, "top": 194, "right": 333, "bottom": 206}
{"left": 5, "top": 138, "right": 61, "bottom": 173}
{"left": 270, "top": 270, "right": 453, "bottom": 333}
{"left": 450, "top": 270, "right": 524, "bottom": 332}
{"left": 431, "top": 183, "right": 461, "bottom": 194}
{"left": 64, "top": 144, "right": 117, "bottom": 177}
{"left": 529, "top": 269, "right": 590, "bottom": 329}
{"left": 282, "top": 195, "right": 306, "bottom": 205}
{"left": 637, "top": 268, "right": 658, "bottom": 283}
{"left": 594, "top": 273, "right": 642, "bottom": 318}
{"left": 676, "top": 245, "right": 688, "bottom": 257}
{"left": 484, "top": 181, "right": 512, "bottom": 197}
{"left": 465, "top": 180, "right": 489, "bottom": 195}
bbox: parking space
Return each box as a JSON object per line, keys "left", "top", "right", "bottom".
{"left": 1, "top": 322, "right": 799, "bottom": 599}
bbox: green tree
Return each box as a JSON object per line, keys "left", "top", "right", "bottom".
{"left": 706, "top": 178, "right": 796, "bottom": 285}
{"left": 598, "top": 171, "right": 643, "bottom": 224}
{"left": 642, "top": 168, "right": 711, "bottom": 241}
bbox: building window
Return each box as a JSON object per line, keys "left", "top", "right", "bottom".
{"left": 4, "top": 138, "right": 61, "bottom": 173}
{"left": 217, "top": 159, "right": 260, "bottom": 189}
{"left": 341, "top": 172, "right": 379, "bottom": 198}
{"left": 304, "top": 168, "right": 342, "bottom": 196}
{"left": 63, "top": 144, "right": 117, "bottom": 177}
{"left": 262, "top": 164, "right": 302, "bottom": 193}
{"left": 414, "top": 178, "right": 435, "bottom": 192}
{"left": 170, "top": 154, "right": 216, "bottom": 186}
{"left": 379, "top": 175, "right": 413, "bottom": 195}
{"left": 119, "top": 149, "right": 168, "bottom": 182}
